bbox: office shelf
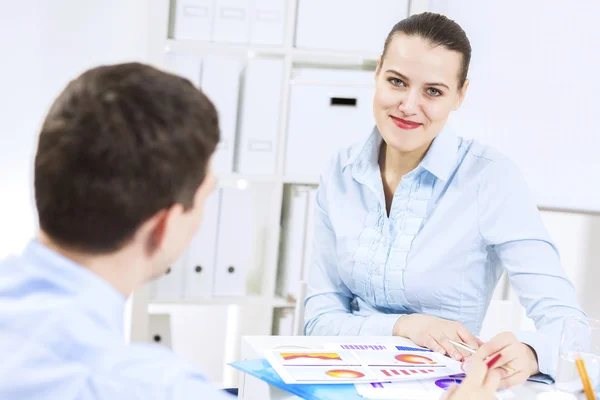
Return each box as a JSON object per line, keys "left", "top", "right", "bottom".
{"left": 291, "top": 47, "right": 380, "bottom": 66}
{"left": 164, "top": 39, "right": 380, "bottom": 66}
{"left": 281, "top": 175, "right": 320, "bottom": 185}
{"left": 216, "top": 173, "right": 279, "bottom": 188}
{"left": 164, "top": 39, "right": 287, "bottom": 58}
{"left": 148, "top": 296, "right": 294, "bottom": 311}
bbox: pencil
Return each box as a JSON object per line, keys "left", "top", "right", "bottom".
{"left": 447, "top": 339, "right": 516, "bottom": 373}
{"left": 575, "top": 355, "right": 595, "bottom": 400}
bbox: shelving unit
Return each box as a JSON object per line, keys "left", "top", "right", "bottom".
{"left": 131, "top": 0, "right": 424, "bottom": 388}
{"left": 164, "top": 38, "right": 382, "bottom": 64}
{"left": 164, "top": 38, "right": 287, "bottom": 56}
{"left": 149, "top": 295, "right": 293, "bottom": 309}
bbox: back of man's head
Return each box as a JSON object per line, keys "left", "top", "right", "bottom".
{"left": 34, "top": 62, "right": 220, "bottom": 255}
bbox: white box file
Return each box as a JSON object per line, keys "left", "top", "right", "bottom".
{"left": 172, "top": 0, "right": 286, "bottom": 46}
{"left": 200, "top": 55, "right": 243, "bottom": 175}
{"left": 173, "top": 0, "right": 215, "bottom": 41}
{"left": 250, "top": 0, "right": 285, "bottom": 46}
{"left": 302, "top": 187, "right": 317, "bottom": 281}
{"left": 285, "top": 68, "right": 375, "bottom": 177}
{"left": 277, "top": 186, "right": 309, "bottom": 302}
{"left": 163, "top": 52, "right": 203, "bottom": 87}
{"left": 295, "top": 0, "right": 409, "bottom": 53}
{"left": 212, "top": 0, "right": 251, "bottom": 44}
{"left": 236, "top": 58, "right": 284, "bottom": 175}
{"left": 152, "top": 256, "right": 185, "bottom": 300}
{"left": 148, "top": 313, "right": 173, "bottom": 349}
{"left": 182, "top": 190, "right": 221, "bottom": 299}
{"left": 213, "top": 187, "right": 254, "bottom": 296}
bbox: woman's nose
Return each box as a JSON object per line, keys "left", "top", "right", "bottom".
{"left": 397, "top": 88, "right": 419, "bottom": 115}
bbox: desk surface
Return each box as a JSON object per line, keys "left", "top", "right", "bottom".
{"left": 238, "top": 335, "right": 555, "bottom": 400}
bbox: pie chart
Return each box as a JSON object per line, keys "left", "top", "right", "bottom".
{"left": 325, "top": 369, "right": 365, "bottom": 378}
{"left": 435, "top": 378, "right": 463, "bottom": 390}
{"left": 394, "top": 354, "right": 437, "bottom": 364}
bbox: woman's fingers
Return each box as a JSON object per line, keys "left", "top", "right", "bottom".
{"left": 470, "top": 333, "right": 535, "bottom": 389}
{"left": 486, "top": 344, "right": 519, "bottom": 375}
{"left": 423, "top": 335, "right": 446, "bottom": 354}
{"left": 432, "top": 333, "right": 464, "bottom": 360}
{"left": 456, "top": 324, "right": 480, "bottom": 350}
{"left": 403, "top": 315, "right": 482, "bottom": 363}
{"left": 473, "top": 332, "right": 513, "bottom": 362}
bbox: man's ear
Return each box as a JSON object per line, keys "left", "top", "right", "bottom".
{"left": 454, "top": 78, "right": 470, "bottom": 110}
{"left": 144, "top": 207, "right": 176, "bottom": 256}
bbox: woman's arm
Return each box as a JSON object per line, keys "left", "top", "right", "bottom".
{"left": 477, "top": 157, "right": 586, "bottom": 378}
{"left": 303, "top": 158, "right": 403, "bottom": 336}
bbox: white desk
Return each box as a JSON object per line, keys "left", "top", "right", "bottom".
{"left": 238, "top": 336, "right": 555, "bottom": 400}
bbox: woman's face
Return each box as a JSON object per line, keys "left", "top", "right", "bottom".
{"left": 374, "top": 33, "right": 468, "bottom": 155}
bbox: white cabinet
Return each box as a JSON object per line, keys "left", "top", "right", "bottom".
{"left": 212, "top": 0, "right": 252, "bottom": 44}
{"left": 173, "top": 0, "right": 214, "bottom": 41}
{"left": 200, "top": 55, "right": 244, "bottom": 175}
{"left": 236, "top": 58, "right": 284, "bottom": 175}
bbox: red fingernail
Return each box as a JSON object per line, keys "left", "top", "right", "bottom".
{"left": 487, "top": 354, "right": 502, "bottom": 368}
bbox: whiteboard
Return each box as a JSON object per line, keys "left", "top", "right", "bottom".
{"left": 428, "top": 0, "right": 600, "bottom": 213}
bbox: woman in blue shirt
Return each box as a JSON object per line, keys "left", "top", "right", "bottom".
{"left": 303, "top": 12, "right": 585, "bottom": 388}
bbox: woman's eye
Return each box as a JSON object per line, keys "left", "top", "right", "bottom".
{"left": 388, "top": 78, "right": 405, "bottom": 87}
{"left": 427, "top": 87, "right": 442, "bottom": 97}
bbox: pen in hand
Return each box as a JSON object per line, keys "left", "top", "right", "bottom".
{"left": 447, "top": 339, "right": 516, "bottom": 374}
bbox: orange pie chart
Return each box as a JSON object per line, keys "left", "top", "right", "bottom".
{"left": 395, "top": 354, "right": 437, "bottom": 364}
{"left": 325, "top": 369, "right": 365, "bottom": 378}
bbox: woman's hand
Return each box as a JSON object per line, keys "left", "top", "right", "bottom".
{"left": 469, "top": 331, "right": 539, "bottom": 388}
{"left": 393, "top": 314, "right": 480, "bottom": 361}
{"left": 442, "top": 355, "right": 503, "bottom": 400}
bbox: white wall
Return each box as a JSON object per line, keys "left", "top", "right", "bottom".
{"left": 0, "top": 4, "right": 44, "bottom": 258}
{"left": 481, "top": 209, "right": 600, "bottom": 340}
{"left": 0, "top": 0, "right": 151, "bottom": 259}
{"left": 538, "top": 210, "right": 600, "bottom": 320}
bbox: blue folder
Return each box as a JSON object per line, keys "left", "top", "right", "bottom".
{"left": 229, "top": 358, "right": 365, "bottom": 400}
{"left": 229, "top": 358, "right": 555, "bottom": 400}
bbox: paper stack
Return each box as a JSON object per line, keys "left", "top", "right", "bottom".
{"left": 265, "top": 343, "right": 462, "bottom": 385}
{"left": 263, "top": 342, "right": 515, "bottom": 399}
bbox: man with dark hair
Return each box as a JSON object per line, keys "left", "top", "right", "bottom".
{"left": 0, "top": 62, "right": 233, "bottom": 399}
